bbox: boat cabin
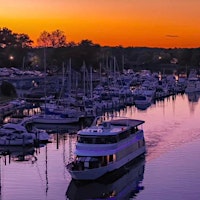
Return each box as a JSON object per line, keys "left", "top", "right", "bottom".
{"left": 77, "top": 119, "right": 144, "bottom": 145}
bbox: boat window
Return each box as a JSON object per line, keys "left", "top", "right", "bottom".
{"left": 109, "top": 154, "right": 113, "bottom": 162}
{"left": 78, "top": 157, "right": 86, "bottom": 162}
{"left": 95, "top": 137, "right": 103, "bottom": 144}
{"left": 130, "top": 127, "right": 139, "bottom": 134}
{"left": 77, "top": 135, "right": 118, "bottom": 144}
{"left": 102, "top": 122, "right": 111, "bottom": 129}
{"left": 107, "top": 136, "right": 118, "bottom": 143}
{"left": 118, "top": 130, "right": 130, "bottom": 140}
{"left": 83, "top": 137, "right": 93, "bottom": 144}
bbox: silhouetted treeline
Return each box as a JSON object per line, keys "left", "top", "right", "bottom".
{"left": 1, "top": 27, "right": 200, "bottom": 75}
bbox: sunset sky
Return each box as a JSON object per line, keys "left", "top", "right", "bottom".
{"left": 0, "top": 0, "right": 200, "bottom": 48}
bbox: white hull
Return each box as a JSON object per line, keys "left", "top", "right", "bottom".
{"left": 134, "top": 95, "right": 152, "bottom": 110}
{"left": 0, "top": 118, "right": 50, "bottom": 144}
{"left": 67, "top": 117, "right": 146, "bottom": 181}
{"left": 66, "top": 157, "right": 145, "bottom": 199}
{"left": 68, "top": 147, "right": 145, "bottom": 180}
{"left": 31, "top": 114, "right": 80, "bottom": 125}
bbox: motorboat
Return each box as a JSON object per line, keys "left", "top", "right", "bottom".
{"left": 30, "top": 113, "right": 80, "bottom": 125}
{"left": 67, "top": 116, "right": 146, "bottom": 180}
{"left": 0, "top": 117, "right": 50, "bottom": 144}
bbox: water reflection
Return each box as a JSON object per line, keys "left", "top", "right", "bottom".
{"left": 0, "top": 146, "right": 36, "bottom": 163}
{"left": 1, "top": 94, "right": 200, "bottom": 200}
{"left": 66, "top": 157, "right": 145, "bottom": 200}
{"left": 186, "top": 92, "right": 200, "bottom": 113}
{"left": 186, "top": 92, "right": 200, "bottom": 103}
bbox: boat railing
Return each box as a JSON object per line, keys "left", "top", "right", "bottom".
{"left": 91, "top": 116, "right": 105, "bottom": 126}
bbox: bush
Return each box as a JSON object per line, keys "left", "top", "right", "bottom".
{"left": 0, "top": 81, "right": 17, "bottom": 97}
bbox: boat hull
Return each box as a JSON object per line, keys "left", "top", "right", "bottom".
{"left": 66, "top": 156, "right": 145, "bottom": 199}
{"left": 67, "top": 146, "right": 146, "bottom": 180}
{"left": 31, "top": 115, "right": 80, "bottom": 125}
{"left": 0, "top": 137, "right": 33, "bottom": 146}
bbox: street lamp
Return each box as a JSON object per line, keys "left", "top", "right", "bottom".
{"left": 9, "top": 55, "right": 14, "bottom": 67}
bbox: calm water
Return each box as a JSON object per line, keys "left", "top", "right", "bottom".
{"left": 1, "top": 93, "right": 200, "bottom": 200}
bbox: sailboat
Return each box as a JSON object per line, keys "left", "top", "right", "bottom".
{"left": 31, "top": 51, "right": 81, "bottom": 126}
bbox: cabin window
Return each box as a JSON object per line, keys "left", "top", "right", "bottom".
{"left": 77, "top": 135, "right": 118, "bottom": 144}
{"left": 109, "top": 155, "right": 113, "bottom": 162}
{"left": 107, "top": 136, "right": 118, "bottom": 143}
{"left": 130, "top": 127, "right": 138, "bottom": 134}
{"left": 118, "top": 130, "right": 129, "bottom": 140}
{"left": 113, "top": 154, "right": 116, "bottom": 162}
{"left": 102, "top": 122, "right": 111, "bottom": 129}
{"left": 77, "top": 136, "right": 94, "bottom": 144}
{"left": 84, "top": 137, "right": 93, "bottom": 144}
{"left": 95, "top": 136, "right": 117, "bottom": 144}
{"left": 95, "top": 137, "right": 102, "bottom": 144}
{"left": 100, "top": 156, "right": 107, "bottom": 166}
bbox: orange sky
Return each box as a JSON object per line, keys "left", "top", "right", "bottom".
{"left": 0, "top": 0, "right": 200, "bottom": 48}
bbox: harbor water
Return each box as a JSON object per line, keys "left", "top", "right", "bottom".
{"left": 0, "top": 93, "right": 200, "bottom": 200}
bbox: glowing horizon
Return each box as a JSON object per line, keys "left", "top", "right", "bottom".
{"left": 1, "top": 0, "right": 200, "bottom": 48}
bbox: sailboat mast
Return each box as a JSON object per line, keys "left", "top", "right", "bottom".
{"left": 83, "top": 61, "right": 86, "bottom": 97}
{"left": 68, "top": 59, "right": 72, "bottom": 97}
{"left": 90, "top": 67, "right": 93, "bottom": 98}
{"left": 43, "top": 48, "right": 47, "bottom": 112}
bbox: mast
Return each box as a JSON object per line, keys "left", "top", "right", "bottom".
{"left": 57, "top": 62, "right": 65, "bottom": 101}
{"left": 68, "top": 58, "right": 72, "bottom": 97}
{"left": 45, "top": 145, "right": 49, "bottom": 195}
{"left": 83, "top": 61, "right": 86, "bottom": 97}
{"left": 122, "top": 55, "right": 124, "bottom": 72}
{"left": 99, "top": 62, "right": 102, "bottom": 84}
{"left": 43, "top": 48, "right": 47, "bottom": 113}
{"left": 90, "top": 67, "right": 93, "bottom": 98}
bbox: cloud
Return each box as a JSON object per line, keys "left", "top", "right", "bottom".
{"left": 165, "top": 35, "right": 179, "bottom": 38}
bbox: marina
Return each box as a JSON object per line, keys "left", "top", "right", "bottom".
{"left": 1, "top": 1, "right": 200, "bottom": 199}
{"left": 0, "top": 68, "right": 199, "bottom": 199}
{"left": 0, "top": 92, "right": 199, "bottom": 199}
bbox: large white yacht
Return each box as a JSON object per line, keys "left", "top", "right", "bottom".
{"left": 66, "top": 156, "right": 145, "bottom": 199}
{"left": 67, "top": 116, "right": 146, "bottom": 180}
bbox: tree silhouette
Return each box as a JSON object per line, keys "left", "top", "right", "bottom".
{"left": 37, "top": 30, "right": 67, "bottom": 47}
{"left": 15, "top": 33, "right": 33, "bottom": 48}
{"left": 51, "top": 30, "right": 67, "bottom": 47}
{"left": 0, "top": 27, "right": 16, "bottom": 48}
{"left": 0, "top": 27, "right": 33, "bottom": 48}
{"left": 0, "top": 81, "right": 17, "bottom": 97}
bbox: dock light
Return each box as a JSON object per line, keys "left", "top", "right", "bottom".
{"left": 9, "top": 55, "right": 14, "bottom": 60}
{"left": 9, "top": 55, "right": 14, "bottom": 67}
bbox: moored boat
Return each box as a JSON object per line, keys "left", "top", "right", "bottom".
{"left": 0, "top": 117, "right": 50, "bottom": 144}
{"left": 0, "top": 135, "right": 33, "bottom": 146}
{"left": 66, "top": 116, "right": 146, "bottom": 180}
{"left": 66, "top": 156, "right": 145, "bottom": 199}
{"left": 30, "top": 113, "right": 80, "bottom": 125}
